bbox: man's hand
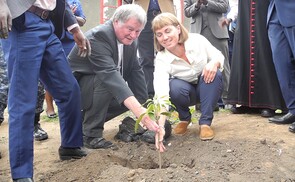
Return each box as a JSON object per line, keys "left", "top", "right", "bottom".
{"left": 141, "top": 115, "right": 160, "bottom": 132}
{"left": 70, "top": 4, "right": 78, "bottom": 14}
{"left": 70, "top": 27, "right": 91, "bottom": 57}
{"left": 219, "top": 17, "right": 231, "bottom": 27}
{"left": 195, "top": 0, "right": 202, "bottom": 9}
{"left": 200, "top": 0, "right": 208, "bottom": 5}
{"left": 0, "top": 0, "right": 12, "bottom": 39}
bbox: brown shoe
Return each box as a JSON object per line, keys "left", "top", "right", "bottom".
{"left": 174, "top": 121, "right": 189, "bottom": 135}
{"left": 199, "top": 125, "right": 214, "bottom": 141}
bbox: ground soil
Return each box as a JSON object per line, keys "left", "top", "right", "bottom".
{"left": 1, "top": 109, "right": 295, "bottom": 182}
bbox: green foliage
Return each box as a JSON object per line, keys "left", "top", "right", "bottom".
{"left": 135, "top": 96, "right": 175, "bottom": 132}
{"left": 189, "top": 106, "right": 198, "bottom": 123}
{"left": 135, "top": 95, "right": 175, "bottom": 169}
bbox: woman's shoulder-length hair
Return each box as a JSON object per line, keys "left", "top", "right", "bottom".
{"left": 151, "top": 12, "right": 189, "bottom": 52}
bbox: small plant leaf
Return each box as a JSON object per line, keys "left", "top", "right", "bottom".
{"left": 135, "top": 113, "right": 145, "bottom": 133}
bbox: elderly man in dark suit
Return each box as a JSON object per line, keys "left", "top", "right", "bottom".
{"left": 0, "top": 0, "right": 91, "bottom": 181}
{"left": 267, "top": 0, "right": 295, "bottom": 132}
{"left": 68, "top": 4, "right": 160, "bottom": 150}
{"left": 184, "top": 0, "right": 230, "bottom": 108}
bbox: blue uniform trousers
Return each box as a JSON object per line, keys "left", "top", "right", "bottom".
{"left": 169, "top": 70, "right": 223, "bottom": 125}
{"left": 268, "top": 9, "right": 295, "bottom": 114}
{"left": 7, "top": 12, "right": 83, "bottom": 179}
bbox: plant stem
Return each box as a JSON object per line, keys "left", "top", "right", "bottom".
{"left": 158, "top": 141, "right": 162, "bottom": 169}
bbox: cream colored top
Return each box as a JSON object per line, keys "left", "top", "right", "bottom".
{"left": 34, "top": 0, "right": 56, "bottom": 10}
{"left": 153, "top": 33, "right": 224, "bottom": 99}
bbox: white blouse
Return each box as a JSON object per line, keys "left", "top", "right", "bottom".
{"left": 153, "top": 33, "right": 224, "bottom": 100}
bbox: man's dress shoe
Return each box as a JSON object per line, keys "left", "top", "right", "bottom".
{"left": 13, "top": 178, "right": 34, "bottom": 182}
{"left": 260, "top": 109, "right": 275, "bottom": 118}
{"left": 289, "top": 122, "right": 295, "bottom": 133}
{"left": 268, "top": 112, "right": 295, "bottom": 124}
{"left": 58, "top": 146, "right": 87, "bottom": 160}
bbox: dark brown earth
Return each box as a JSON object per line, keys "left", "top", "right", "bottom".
{"left": 1, "top": 109, "right": 295, "bottom": 182}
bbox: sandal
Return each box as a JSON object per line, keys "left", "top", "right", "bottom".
{"left": 83, "top": 137, "right": 117, "bottom": 150}
{"left": 46, "top": 112, "right": 57, "bottom": 118}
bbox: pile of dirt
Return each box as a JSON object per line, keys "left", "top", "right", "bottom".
{"left": 1, "top": 111, "right": 295, "bottom": 181}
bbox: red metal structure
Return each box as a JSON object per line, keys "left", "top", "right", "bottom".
{"left": 99, "top": 1, "right": 185, "bottom": 24}
{"left": 99, "top": 0, "right": 122, "bottom": 24}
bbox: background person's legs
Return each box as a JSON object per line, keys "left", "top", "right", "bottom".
{"left": 45, "top": 91, "right": 57, "bottom": 118}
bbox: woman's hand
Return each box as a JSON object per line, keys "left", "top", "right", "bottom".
{"left": 155, "top": 127, "right": 166, "bottom": 152}
{"left": 202, "top": 61, "right": 219, "bottom": 83}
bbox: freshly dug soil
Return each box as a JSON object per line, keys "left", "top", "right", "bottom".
{"left": 1, "top": 110, "right": 295, "bottom": 181}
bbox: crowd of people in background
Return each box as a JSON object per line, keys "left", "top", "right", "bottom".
{"left": 0, "top": 0, "right": 295, "bottom": 181}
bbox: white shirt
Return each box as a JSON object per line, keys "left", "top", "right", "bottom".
{"left": 117, "top": 41, "right": 124, "bottom": 75}
{"left": 153, "top": 33, "right": 224, "bottom": 100}
{"left": 34, "top": 0, "right": 56, "bottom": 10}
{"left": 33, "top": 0, "right": 78, "bottom": 32}
{"left": 227, "top": 0, "right": 238, "bottom": 22}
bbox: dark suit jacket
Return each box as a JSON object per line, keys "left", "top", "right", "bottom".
{"left": 184, "top": 0, "right": 229, "bottom": 39}
{"left": 68, "top": 21, "right": 148, "bottom": 109}
{"left": 8, "top": 0, "right": 76, "bottom": 39}
{"left": 267, "top": 0, "right": 295, "bottom": 27}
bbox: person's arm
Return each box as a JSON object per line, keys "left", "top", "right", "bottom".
{"left": 220, "top": 0, "right": 238, "bottom": 27}
{"left": 201, "top": 0, "right": 229, "bottom": 14}
{"left": 0, "top": 0, "right": 12, "bottom": 39}
{"left": 184, "top": 0, "right": 202, "bottom": 18}
{"left": 201, "top": 35, "right": 224, "bottom": 83}
{"left": 123, "top": 96, "right": 160, "bottom": 132}
{"left": 153, "top": 54, "right": 171, "bottom": 152}
{"left": 124, "top": 95, "right": 166, "bottom": 152}
{"left": 72, "top": 0, "right": 86, "bottom": 27}
{"left": 75, "top": 16, "right": 86, "bottom": 27}
{"left": 65, "top": 2, "right": 90, "bottom": 57}
{"left": 69, "top": 26, "right": 91, "bottom": 57}
{"left": 154, "top": 111, "right": 167, "bottom": 153}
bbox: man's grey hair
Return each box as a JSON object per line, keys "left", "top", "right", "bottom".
{"left": 111, "top": 4, "right": 147, "bottom": 27}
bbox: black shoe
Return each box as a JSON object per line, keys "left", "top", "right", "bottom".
{"left": 13, "top": 178, "right": 34, "bottom": 182}
{"left": 289, "top": 122, "right": 295, "bottom": 133}
{"left": 34, "top": 123, "right": 48, "bottom": 141}
{"left": 230, "top": 106, "right": 248, "bottom": 114}
{"left": 214, "top": 104, "right": 220, "bottom": 111}
{"left": 0, "top": 117, "right": 3, "bottom": 125}
{"left": 83, "top": 136, "right": 117, "bottom": 150}
{"left": 269, "top": 112, "right": 295, "bottom": 124}
{"left": 260, "top": 109, "right": 275, "bottom": 118}
{"left": 58, "top": 146, "right": 87, "bottom": 160}
{"left": 230, "top": 106, "right": 260, "bottom": 114}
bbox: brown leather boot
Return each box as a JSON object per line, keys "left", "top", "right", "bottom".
{"left": 174, "top": 121, "right": 189, "bottom": 135}
{"left": 199, "top": 125, "right": 214, "bottom": 141}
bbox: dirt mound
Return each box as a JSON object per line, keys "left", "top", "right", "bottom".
{"left": 1, "top": 111, "right": 295, "bottom": 181}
